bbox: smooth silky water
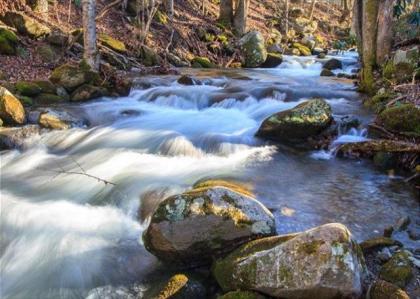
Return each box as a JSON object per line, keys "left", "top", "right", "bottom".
{"left": 1, "top": 52, "right": 418, "bottom": 298}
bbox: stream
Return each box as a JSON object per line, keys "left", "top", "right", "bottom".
{"left": 1, "top": 52, "right": 418, "bottom": 298}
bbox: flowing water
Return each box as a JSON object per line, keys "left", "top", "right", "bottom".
{"left": 1, "top": 52, "right": 418, "bottom": 298}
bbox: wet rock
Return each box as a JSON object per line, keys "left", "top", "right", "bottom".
{"left": 240, "top": 31, "right": 267, "bottom": 68}
{"left": 99, "top": 33, "right": 126, "bottom": 53}
{"left": 33, "top": 93, "right": 65, "bottom": 105}
{"left": 0, "top": 27, "right": 18, "bottom": 55}
{"left": 383, "top": 226, "right": 394, "bottom": 238}
{"left": 33, "top": 80, "right": 57, "bottom": 94}
{"left": 1, "top": 12, "right": 51, "bottom": 38}
{"left": 261, "top": 53, "right": 283, "bottom": 68}
{"left": 142, "top": 184, "right": 276, "bottom": 267}
{"left": 150, "top": 274, "right": 206, "bottom": 299}
{"left": 177, "top": 75, "right": 202, "bottom": 86}
{"left": 70, "top": 84, "right": 107, "bottom": 102}
{"left": 191, "top": 57, "right": 214, "bottom": 68}
{"left": 0, "top": 86, "right": 26, "bottom": 125}
{"left": 167, "top": 53, "right": 190, "bottom": 67}
{"left": 256, "top": 98, "right": 332, "bottom": 143}
{"left": 408, "top": 229, "right": 420, "bottom": 241}
{"left": 38, "top": 110, "right": 78, "bottom": 130}
{"left": 15, "top": 81, "right": 42, "bottom": 96}
{"left": 218, "top": 290, "right": 267, "bottom": 299}
{"left": 323, "top": 58, "right": 342, "bottom": 70}
{"left": 394, "top": 216, "right": 411, "bottom": 232}
{"left": 368, "top": 280, "right": 410, "bottom": 299}
{"left": 337, "top": 140, "right": 420, "bottom": 158}
{"left": 337, "top": 73, "right": 357, "bottom": 79}
{"left": 377, "top": 104, "right": 420, "bottom": 136}
{"left": 320, "top": 68, "right": 334, "bottom": 76}
{"left": 266, "top": 43, "right": 282, "bottom": 54}
{"left": 379, "top": 251, "right": 414, "bottom": 288}
{"left": 360, "top": 237, "right": 402, "bottom": 252}
{"left": 292, "top": 42, "right": 311, "bottom": 56}
{"left": 212, "top": 223, "right": 366, "bottom": 299}
{"left": 0, "top": 125, "right": 40, "bottom": 150}
{"left": 49, "top": 63, "right": 101, "bottom": 92}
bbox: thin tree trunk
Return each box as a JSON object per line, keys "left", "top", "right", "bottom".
{"left": 164, "top": 0, "right": 173, "bottom": 16}
{"left": 360, "top": 0, "right": 379, "bottom": 94}
{"left": 376, "top": 0, "right": 394, "bottom": 65}
{"left": 309, "top": 0, "right": 316, "bottom": 21}
{"left": 233, "top": 0, "right": 249, "bottom": 35}
{"left": 285, "top": 0, "right": 289, "bottom": 38}
{"left": 82, "top": 0, "right": 99, "bottom": 71}
{"left": 219, "top": 0, "right": 233, "bottom": 24}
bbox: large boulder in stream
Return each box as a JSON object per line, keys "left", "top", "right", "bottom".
{"left": 240, "top": 31, "right": 267, "bottom": 68}
{"left": 212, "top": 223, "right": 366, "bottom": 299}
{"left": 324, "top": 58, "right": 342, "bottom": 70}
{"left": 256, "top": 98, "right": 333, "bottom": 143}
{"left": 0, "top": 86, "right": 26, "bottom": 125}
{"left": 143, "top": 180, "right": 276, "bottom": 267}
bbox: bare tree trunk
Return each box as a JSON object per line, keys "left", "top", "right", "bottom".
{"left": 219, "top": 0, "right": 233, "bottom": 24}
{"left": 309, "top": 0, "right": 316, "bottom": 21}
{"left": 233, "top": 0, "right": 249, "bottom": 35}
{"left": 376, "top": 0, "right": 394, "bottom": 65}
{"left": 360, "top": 0, "right": 379, "bottom": 94}
{"left": 352, "top": 0, "right": 363, "bottom": 55}
{"left": 164, "top": 0, "right": 173, "bottom": 17}
{"left": 82, "top": 0, "right": 99, "bottom": 71}
{"left": 285, "top": 0, "right": 289, "bottom": 37}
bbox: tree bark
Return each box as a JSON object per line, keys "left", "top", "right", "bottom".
{"left": 219, "top": 0, "right": 233, "bottom": 24}
{"left": 233, "top": 0, "right": 249, "bottom": 35}
{"left": 376, "top": 0, "right": 394, "bottom": 65}
{"left": 360, "top": 0, "right": 379, "bottom": 94}
{"left": 164, "top": 0, "right": 173, "bottom": 17}
{"left": 82, "top": 0, "right": 99, "bottom": 71}
{"left": 309, "top": 0, "right": 316, "bottom": 21}
{"left": 285, "top": 0, "right": 289, "bottom": 38}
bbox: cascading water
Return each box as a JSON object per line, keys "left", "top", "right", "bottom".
{"left": 1, "top": 53, "right": 418, "bottom": 298}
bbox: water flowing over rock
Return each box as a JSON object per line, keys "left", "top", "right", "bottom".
{"left": 212, "top": 223, "right": 366, "bottom": 299}
{"left": 0, "top": 125, "right": 40, "bottom": 150}
{"left": 256, "top": 98, "right": 332, "bottom": 143}
{"left": 0, "top": 86, "right": 26, "bottom": 125}
{"left": 240, "top": 31, "right": 267, "bottom": 68}
{"left": 142, "top": 183, "right": 276, "bottom": 267}
{"left": 324, "top": 58, "right": 343, "bottom": 70}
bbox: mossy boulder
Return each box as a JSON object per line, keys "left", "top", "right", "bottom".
{"left": 49, "top": 63, "right": 101, "bottom": 92}
{"left": 35, "top": 44, "right": 58, "bottom": 62}
{"left": 364, "top": 92, "right": 394, "bottom": 113}
{"left": 368, "top": 280, "right": 409, "bottom": 299}
{"left": 1, "top": 12, "right": 51, "bottom": 38}
{"left": 261, "top": 53, "right": 283, "bottom": 68}
{"left": 46, "top": 29, "right": 68, "bottom": 47}
{"left": 99, "top": 33, "right": 126, "bottom": 53}
{"left": 33, "top": 80, "right": 57, "bottom": 94}
{"left": 240, "top": 31, "right": 267, "bottom": 68}
{"left": 149, "top": 274, "right": 206, "bottom": 299}
{"left": 324, "top": 58, "right": 342, "bottom": 70}
{"left": 15, "top": 81, "right": 42, "bottom": 96}
{"left": 218, "top": 290, "right": 267, "bottom": 299}
{"left": 320, "top": 68, "right": 335, "bottom": 76}
{"left": 33, "top": 93, "right": 65, "bottom": 105}
{"left": 138, "top": 45, "right": 161, "bottom": 67}
{"left": 142, "top": 184, "right": 276, "bottom": 267}
{"left": 293, "top": 42, "right": 311, "bottom": 56}
{"left": 17, "top": 95, "right": 33, "bottom": 106}
{"left": 378, "top": 104, "right": 420, "bottom": 136}
{"left": 191, "top": 57, "right": 214, "bottom": 68}
{"left": 256, "top": 98, "right": 332, "bottom": 143}
{"left": 0, "top": 28, "right": 18, "bottom": 55}
{"left": 0, "top": 86, "right": 26, "bottom": 125}
{"left": 212, "top": 223, "right": 366, "bottom": 298}
{"left": 70, "top": 84, "right": 107, "bottom": 102}
{"left": 379, "top": 252, "right": 414, "bottom": 288}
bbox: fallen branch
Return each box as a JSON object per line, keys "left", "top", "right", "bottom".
{"left": 394, "top": 37, "right": 420, "bottom": 49}
{"left": 96, "top": 0, "right": 123, "bottom": 21}
{"left": 386, "top": 95, "right": 407, "bottom": 107}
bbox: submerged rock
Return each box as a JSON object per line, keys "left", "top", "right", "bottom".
{"left": 323, "top": 58, "right": 342, "bottom": 70}
{"left": 240, "top": 31, "right": 267, "bottom": 68}
{"left": 379, "top": 251, "right": 414, "bottom": 288}
{"left": 256, "top": 98, "right": 332, "bottom": 143}
{"left": 320, "top": 68, "right": 334, "bottom": 76}
{"left": 367, "top": 280, "right": 409, "bottom": 299}
{"left": 0, "top": 125, "right": 40, "bottom": 149}
{"left": 177, "top": 75, "right": 202, "bottom": 86}
{"left": 212, "top": 223, "right": 366, "bottom": 299}
{"left": 0, "top": 86, "right": 26, "bottom": 125}
{"left": 142, "top": 184, "right": 275, "bottom": 267}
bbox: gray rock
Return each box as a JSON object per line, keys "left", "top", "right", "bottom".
{"left": 0, "top": 125, "right": 40, "bottom": 150}
{"left": 212, "top": 223, "right": 366, "bottom": 299}
{"left": 240, "top": 31, "right": 267, "bottom": 68}
{"left": 143, "top": 183, "right": 276, "bottom": 266}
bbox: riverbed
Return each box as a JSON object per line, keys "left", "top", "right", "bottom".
{"left": 1, "top": 52, "right": 418, "bottom": 298}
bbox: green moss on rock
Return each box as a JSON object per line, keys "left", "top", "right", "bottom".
{"left": 218, "top": 290, "right": 267, "bottom": 299}
{"left": 364, "top": 92, "right": 394, "bottom": 113}
{"left": 368, "top": 280, "right": 409, "bottom": 299}
{"left": 35, "top": 44, "right": 57, "bottom": 62}
{"left": 50, "top": 63, "right": 101, "bottom": 91}
{"left": 293, "top": 43, "right": 311, "bottom": 56}
{"left": 15, "top": 81, "right": 42, "bottom": 96}
{"left": 99, "top": 33, "right": 126, "bottom": 53}
{"left": 34, "top": 93, "right": 65, "bottom": 104}
{"left": 1, "top": 12, "right": 51, "bottom": 38}
{"left": 359, "top": 237, "right": 401, "bottom": 252}
{"left": 70, "top": 84, "right": 106, "bottom": 102}
{"left": 33, "top": 80, "right": 56, "bottom": 94}
{"left": 240, "top": 31, "right": 267, "bottom": 68}
{"left": 379, "top": 252, "right": 414, "bottom": 288}
{"left": 191, "top": 57, "right": 214, "bottom": 68}
{"left": 0, "top": 28, "right": 18, "bottom": 55}
{"left": 378, "top": 104, "right": 420, "bottom": 136}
